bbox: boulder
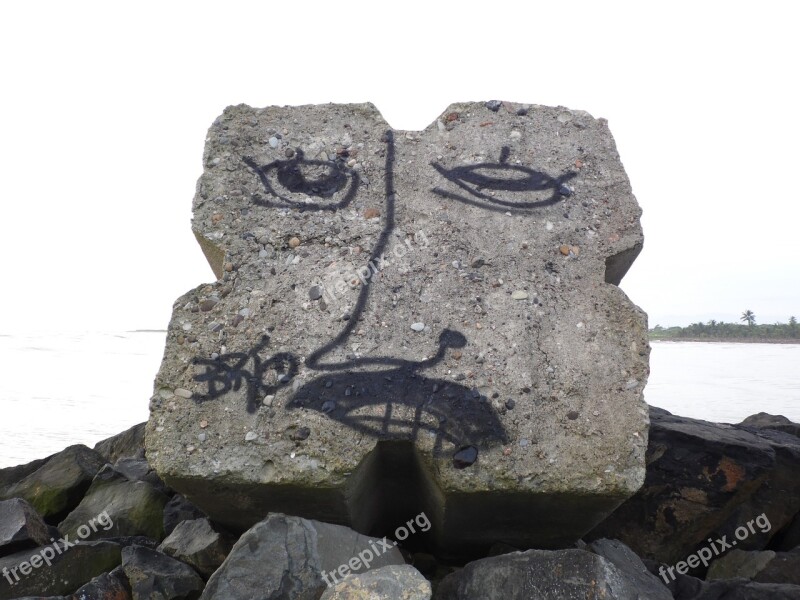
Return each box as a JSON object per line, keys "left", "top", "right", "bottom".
{"left": 644, "top": 559, "right": 800, "bottom": 600}
{"left": 740, "top": 413, "right": 800, "bottom": 438}
{"left": 751, "top": 551, "right": 800, "bottom": 585}
{"left": 706, "top": 549, "right": 776, "bottom": 580}
{"left": 434, "top": 548, "right": 672, "bottom": 599}
{"left": 0, "top": 541, "right": 121, "bottom": 600}
{"left": 587, "top": 538, "right": 672, "bottom": 599}
{"left": 200, "top": 512, "right": 405, "bottom": 600}
{"left": 771, "top": 511, "right": 800, "bottom": 551}
{"left": 157, "top": 518, "right": 230, "bottom": 579}
{"left": 587, "top": 407, "right": 800, "bottom": 566}
{"left": 58, "top": 466, "right": 168, "bottom": 541}
{"left": 94, "top": 423, "right": 147, "bottom": 464}
{"left": 689, "top": 579, "right": 800, "bottom": 599}
{"left": 0, "top": 445, "right": 106, "bottom": 521}
{"left": 112, "top": 458, "right": 168, "bottom": 494}
{"left": 122, "top": 545, "right": 203, "bottom": 600}
{"left": 0, "top": 498, "right": 51, "bottom": 556}
{"left": 97, "top": 536, "right": 160, "bottom": 551}
{"left": 320, "top": 564, "right": 431, "bottom": 599}
{"left": 0, "top": 456, "right": 49, "bottom": 493}
{"left": 67, "top": 565, "right": 132, "bottom": 599}
{"left": 146, "top": 101, "right": 650, "bottom": 553}
{"left": 162, "top": 495, "right": 206, "bottom": 537}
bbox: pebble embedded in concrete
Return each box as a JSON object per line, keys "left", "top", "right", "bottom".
{"left": 485, "top": 100, "right": 502, "bottom": 112}
{"left": 453, "top": 446, "right": 478, "bottom": 468}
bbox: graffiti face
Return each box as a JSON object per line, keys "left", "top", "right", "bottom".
{"left": 431, "top": 146, "right": 576, "bottom": 212}
{"left": 192, "top": 134, "right": 576, "bottom": 459}
{"left": 243, "top": 149, "right": 359, "bottom": 211}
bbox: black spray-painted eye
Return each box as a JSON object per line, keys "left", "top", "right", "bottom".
{"left": 431, "top": 146, "right": 576, "bottom": 213}
{"left": 243, "top": 149, "right": 359, "bottom": 211}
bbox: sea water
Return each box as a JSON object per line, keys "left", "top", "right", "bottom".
{"left": 1, "top": 334, "right": 798, "bottom": 468}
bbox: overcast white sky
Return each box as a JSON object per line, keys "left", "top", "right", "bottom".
{"left": 1, "top": 1, "right": 797, "bottom": 332}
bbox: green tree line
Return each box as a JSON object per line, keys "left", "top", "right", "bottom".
{"left": 651, "top": 312, "right": 799, "bottom": 341}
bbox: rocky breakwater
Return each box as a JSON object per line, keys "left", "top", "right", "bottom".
{"left": 145, "top": 101, "right": 649, "bottom": 555}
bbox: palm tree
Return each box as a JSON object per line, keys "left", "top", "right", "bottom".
{"left": 741, "top": 310, "right": 756, "bottom": 327}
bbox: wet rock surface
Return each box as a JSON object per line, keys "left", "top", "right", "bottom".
{"left": 587, "top": 407, "right": 800, "bottom": 568}
{"left": 0, "top": 540, "right": 122, "bottom": 600}
{"left": 94, "top": 423, "right": 147, "bottom": 465}
{"left": 0, "top": 499, "right": 51, "bottom": 556}
{"left": 162, "top": 495, "right": 206, "bottom": 537}
{"left": 0, "top": 445, "right": 106, "bottom": 521}
{"left": 146, "top": 101, "right": 650, "bottom": 552}
{"left": 58, "top": 465, "right": 168, "bottom": 541}
{"left": 740, "top": 412, "right": 800, "bottom": 438}
{"left": 434, "top": 548, "right": 669, "bottom": 599}
{"left": 199, "top": 512, "right": 405, "bottom": 600}
{"left": 706, "top": 549, "right": 778, "bottom": 580}
{"left": 52, "top": 565, "right": 133, "bottom": 600}
{"left": 121, "top": 545, "right": 204, "bottom": 600}
{"left": 157, "top": 518, "right": 230, "bottom": 579}
{"left": 587, "top": 538, "right": 672, "bottom": 599}
{"left": 320, "top": 564, "right": 431, "bottom": 599}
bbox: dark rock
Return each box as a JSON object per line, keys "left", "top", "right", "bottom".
{"left": 163, "top": 495, "right": 205, "bottom": 537}
{"left": 653, "top": 568, "right": 800, "bottom": 600}
{"left": 0, "top": 445, "right": 106, "bottom": 521}
{"left": 740, "top": 413, "right": 800, "bottom": 438}
{"left": 67, "top": 565, "right": 132, "bottom": 599}
{"left": 200, "top": 513, "right": 405, "bottom": 599}
{"left": 753, "top": 550, "right": 800, "bottom": 584}
{"left": 692, "top": 579, "right": 800, "bottom": 599}
{"left": 587, "top": 538, "right": 672, "bottom": 599}
{"left": 58, "top": 466, "right": 168, "bottom": 541}
{"left": 101, "top": 536, "right": 160, "bottom": 550}
{"left": 434, "top": 548, "right": 673, "bottom": 599}
{"left": 0, "top": 541, "right": 121, "bottom": 599}
{"left": 157, "top": 518, "right": 230, "bottom": 579}
{"left": 320, "top": 564, "right": 430, "bottom": 599}
{"left": 771, "top": 511, "right": 800, "bottom": 551}
{"left": 112, "top": 458, "right": 169, "bottom": 494}
{"left": 94, "top": 423, "right": 147, "bottom": 464}
{"left": 659, "top": 569, "right": 706, "bottom": 600}
{"left": 409, "top": 552, "right": 439, "bottom": 577}
{"left": 0, "top": 498, "right": 51, "bottom": 557}
{"left": 487, "top": 542, "right": 520, "bottom": 557}
{"left": 706, "top": 549, "right": 776, "bottom": 580}
{"left": 122, "top": 545, "right": 203, "bottom": 600}
{"left": 0, "top": 456, "right": 49, "bottom": 492}
{"left": 587, "top": 407, "right": 800, "bottom": 567}
{"left": 485, "top": 100, "right": 502, "bottom": 112}
{"left": 452, "top": 446, "right": 477, "bottom": 469}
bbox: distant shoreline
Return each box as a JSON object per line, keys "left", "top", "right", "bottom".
{"left": 650, "top": 337, "right": 800, "bottom": 345}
